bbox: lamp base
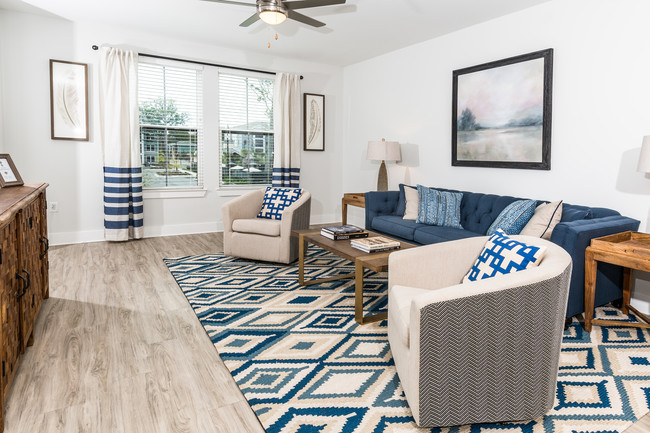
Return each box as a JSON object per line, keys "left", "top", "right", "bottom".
{"left": 377, "top": 160, "right": 388, "bottom": 191}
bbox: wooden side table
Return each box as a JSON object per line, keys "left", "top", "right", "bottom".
{"left": 342, "top": 193, "right": 365, "bottom": 225}
{"left": 584, "top": 231, "right": 650, "bottom": 332}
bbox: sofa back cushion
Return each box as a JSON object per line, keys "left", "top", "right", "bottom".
{"left": 456, "top": 191, "right": 523, "bottom": 235}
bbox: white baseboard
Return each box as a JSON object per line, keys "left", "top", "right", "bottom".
{"left": 143, "top": 222, "right": 219, "bottom": 239}
{"left": 49, "top": 230, "right": 105, "bottom": 246}
{"left": 49, "top": 214, "right": 335, "bottom": 246}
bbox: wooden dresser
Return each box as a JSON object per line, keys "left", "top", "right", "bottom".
{"left": 0, "top": 183, "right": 48, "bottom": 430}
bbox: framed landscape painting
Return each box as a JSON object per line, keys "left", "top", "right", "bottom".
{"left": 452, "top": 49, "right": 553, "bottom": 170}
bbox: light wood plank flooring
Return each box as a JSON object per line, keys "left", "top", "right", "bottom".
{"left": 4, "top": 233, "right": 264, "bottom": 433}
{"left": 2, "top": 232, "right": 649, "bottom": 432}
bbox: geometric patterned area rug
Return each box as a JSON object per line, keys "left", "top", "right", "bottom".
{"left": 164, "top": 246, "right": 650, "bottom": 433}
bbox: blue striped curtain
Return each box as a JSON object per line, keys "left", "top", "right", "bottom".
{"left": 272, "top": 73, "right": 301, "bottom": 187}
{"left": 99, "top": 48, "right": 144, "bottom": 241}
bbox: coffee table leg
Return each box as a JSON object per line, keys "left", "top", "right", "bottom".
{"left": 354, "top": 259, "right": 388, "bottom": 325}
{"left": 299, "top": 234, "right": 306, "bottom": 285}
{"left": 355, "top": 260, "right": 364, "bottom": 324}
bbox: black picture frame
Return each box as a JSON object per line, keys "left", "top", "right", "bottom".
{"left": 452, "top": 48, "right": 553, "bottom": 170}
{"left": 50, "top": 59, "right": 89, "bottom": 141}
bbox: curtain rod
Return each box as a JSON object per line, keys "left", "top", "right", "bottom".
{"left": 91, "top": 45, "right": 303, "bottom": 79}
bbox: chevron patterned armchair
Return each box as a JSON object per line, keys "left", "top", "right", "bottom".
{"left": 387, "top": 235, "right": 572, "bottom": 427}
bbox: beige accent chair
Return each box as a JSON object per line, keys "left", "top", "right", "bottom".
{"left": 222, "top": 189, "right": 311, "bottom": 264}
{"left": 388, "top": 235, "right": 572, "bottom": 427}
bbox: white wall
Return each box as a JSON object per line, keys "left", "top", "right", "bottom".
{"left": 342, "top": 0, "right": 650, "bottom": 311}
{"left": 0, "top": 9, "right": 344, "bottom": 245}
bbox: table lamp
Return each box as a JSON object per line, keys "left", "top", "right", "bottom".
{"left": 367, "top": 139, "right": 401, "bottom": 191}
{"left": 638, "top": 136, "right": 650, "bottom": 173}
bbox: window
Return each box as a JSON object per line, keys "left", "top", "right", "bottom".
{"left": 219, "top": 73, "right": 274, "bottom": 187}
{"left": 138, "top": 61, "right": 203, "bottom": 188}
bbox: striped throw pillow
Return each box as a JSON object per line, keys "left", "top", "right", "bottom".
{"left": 486, "top": 199, "right": 537, "bottom": 236}
{"left": 416, "top": 185, "right": 463, "bottom": 229}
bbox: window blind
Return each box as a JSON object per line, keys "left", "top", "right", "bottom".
{"left": 138, "top": 61, "right": 203, "bottom": 188}
{"left": 219, "top": 73, "right": 274, "bottom": 186}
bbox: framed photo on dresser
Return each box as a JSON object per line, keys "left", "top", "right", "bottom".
{"left": 0, "top": 154, "right": 24, "bottom": 187}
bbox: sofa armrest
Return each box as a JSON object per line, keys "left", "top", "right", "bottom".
{"left": 550, "top": 215, "right": 640, "bottom": 317}
{"left": 364, "top": 191, "right": 400, "bottom": 230}
{"left": 388, "top": 236, "right": 487, "bottom": 292}
{"left": 221, "top": 190, "right": 265, "bottom": 233}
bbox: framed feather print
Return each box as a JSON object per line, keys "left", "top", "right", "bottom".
{"left": 304, "top": 93, "right": 324, "bottom": 151}
{"left": 50, "top": 59, "right": 89, "bottom": 141}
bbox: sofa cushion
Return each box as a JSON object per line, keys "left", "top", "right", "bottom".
{"left": 561, "top": 204, "right": 592, "bottom": 222}
{"left": 486, "top": 199, "right": 537, "bottom": 235}
{"left": 413, "top": 225, "right": 482, "bottom": 244}
{"left": 257, "top": 187, "right": 303, "bottom": 220}
{"left": 416, "top": 185, "right": 463, "bottom": 228}
{"left": 463, "top": 230, "right": 546, "bottom": 283}
{"left": 458, "top": 192, "right": 522, "bottom": 235}
{"left": 372, "top": 215, "right": 422, "bottom": 241}
{"left": 232, "top": 218, "right": 281, "bottom": 237}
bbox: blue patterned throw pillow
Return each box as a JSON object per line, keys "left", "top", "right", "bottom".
{"left": 486, "top": 199, "right": 537, "bottom": 235}
{"left": 416, "top": 185, "right": 463, "bottom": 229}
{"left": 463, "top": 229, "right": 546, "bottom": 283}
{"left": 257, "top": 187, "right": 303, "bottom": 220}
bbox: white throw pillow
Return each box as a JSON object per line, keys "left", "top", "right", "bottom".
{"left": 520, "top": 201, "right": 563, "bottom": 240}
{"left": 403, "top": 186, "right": 419, "bottom": 220}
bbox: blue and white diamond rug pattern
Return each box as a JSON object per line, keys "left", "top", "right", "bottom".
{"left": 164, "top": 247, "right": 650, "bottom": 433}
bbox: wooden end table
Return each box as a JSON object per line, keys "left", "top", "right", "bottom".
{"left": 342, "top": 193, "right": 365, "bottom": 225}
{"left": 584, "top": 231, "right": 650, "bottom": 332}
{"left": 293, "top": 229, "right": 415, "bottom": 325}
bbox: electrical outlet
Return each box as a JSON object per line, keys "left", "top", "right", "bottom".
{"left": 48, "top": 201, "right": 59, "bottom": 213}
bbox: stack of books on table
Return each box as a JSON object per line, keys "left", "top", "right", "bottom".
{"left": 320, "top": 225, "right": 368, "bottom": 240}
{"left": 350, "top": 236, "right": 401, "bottom": 253}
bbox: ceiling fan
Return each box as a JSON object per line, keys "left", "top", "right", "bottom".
{"left": 202, "top": 0, "right": 346, "bottom": 28}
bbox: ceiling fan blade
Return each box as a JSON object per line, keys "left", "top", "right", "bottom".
{"left": 201, "top": 0, "right": 256, "bottom": 6}
{"left": 287, "top": 10, "right": 326, "bottom": 27}
{"left": 284, "top": 0, "right": 346, "bottom": 10}
{"left": 239, "top": 12, "right": 261, "bottom": 27}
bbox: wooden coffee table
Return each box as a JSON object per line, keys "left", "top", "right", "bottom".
{"left": 293, "top": 229, "right": 416, "bottom": 325}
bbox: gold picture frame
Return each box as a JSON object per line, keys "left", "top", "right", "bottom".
{"left": 0, "top": 154, "right": 24, "bottom": 187}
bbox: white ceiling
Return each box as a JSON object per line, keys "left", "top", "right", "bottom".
{"left": 1, "top": 0, "right": 552, "bottom": 66}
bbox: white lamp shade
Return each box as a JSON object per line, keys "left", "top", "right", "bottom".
{"left": 367, "top": 140, "right": 401, "bottom": 162}
{"left": 638, "top": 136, "right": 650, "bottom": 173}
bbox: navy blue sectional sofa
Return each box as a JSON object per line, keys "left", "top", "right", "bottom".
{"left": 365, "top": 186, "right": 640, "bottom": 318}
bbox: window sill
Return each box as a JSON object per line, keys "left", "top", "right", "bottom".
{"left": 216, "top": 186, "right": 267, "bottom": 197}
{"left": 144, "top": 188, "right": 207, "bottom": 199}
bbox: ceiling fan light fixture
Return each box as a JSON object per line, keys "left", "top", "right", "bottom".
{"left": 259, "top": 10, "right": 287, "bottom": 25}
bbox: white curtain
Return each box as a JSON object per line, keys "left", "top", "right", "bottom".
{"left": 99, "top": 47, "right": 143, "bottom": 241}
{"left": 272, "top": 73, "right": 301, "bottom": 187}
